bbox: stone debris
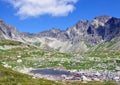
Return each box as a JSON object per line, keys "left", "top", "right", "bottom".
{"left": 17, "top": 59, "right": 22, "bottom": 63}
{"left": 82, "top": 76, "right": 91, "bottom": 81}
{"left": 115, "top": 67, "right": 120, "bottom": 71}
{"left": 17, "top": 56, "right": 21, "bottom": 58}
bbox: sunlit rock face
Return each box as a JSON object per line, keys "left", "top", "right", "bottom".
{"left": 0, "top": 19, "right": 21, "bottom": 41}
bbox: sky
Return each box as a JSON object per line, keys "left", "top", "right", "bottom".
{"left": 0, "top": 0, "right": 120, "bottom": 33}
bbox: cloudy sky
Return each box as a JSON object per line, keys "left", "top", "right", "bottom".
{"left": 0, "top": 0, "right": 120, "bottom": 33}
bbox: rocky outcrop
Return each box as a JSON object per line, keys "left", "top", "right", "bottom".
{"left": 0, "top": 19, "right": 21, "bottom": 41}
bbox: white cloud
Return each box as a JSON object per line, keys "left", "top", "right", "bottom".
{"left": 6, "top": 0, "right": 78, "bottom": 19}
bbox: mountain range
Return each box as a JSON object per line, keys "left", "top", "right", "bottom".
{"left": 0, "top": 15, "right": 120, "bottom": 53}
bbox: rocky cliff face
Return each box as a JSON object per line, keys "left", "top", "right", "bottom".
{"left": 35, "top": 15, "right": 120, "bottom": 43}
{"left": 0, "top": 15, "right": 120, "bottom": 52}
{"left": 0, "top": 19, "right": 21, "bottom": 41}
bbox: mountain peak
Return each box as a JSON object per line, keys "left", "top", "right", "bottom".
{"left": 75, "top": 20, "right": 90, "bottom": 29}
{"left": 50, "top": 28, "right": 62, "bottom": 33}
{"left": 0, "top": 19, "right": 3, "bottom": 23}
{"left": 76, "top": 20, "right": 89, "bottom": 25}
{"left": 94, "top": 15, "right": 112, "bottom": 23}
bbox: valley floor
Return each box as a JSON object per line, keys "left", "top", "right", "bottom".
{"left": 0, "top": 41, "right": 120, "bottom": 84}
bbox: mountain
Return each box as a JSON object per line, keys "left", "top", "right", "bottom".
{"left": 0, "top": 19, "right": 21, "bottom": 41}
{"left": 0, "top": 15, "right": 120, "bottom": 52}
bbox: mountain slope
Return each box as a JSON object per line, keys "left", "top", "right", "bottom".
{"left": 0, "top": 19, "right": 21, "bottom": 41}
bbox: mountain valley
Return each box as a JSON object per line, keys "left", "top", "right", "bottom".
{"left": 0, "top": 15, "right": 120, "bottom": 84}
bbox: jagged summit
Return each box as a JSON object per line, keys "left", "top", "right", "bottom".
{"left": 50, "top": 28, "right": 62, "bottom": 33}
{"left": 94, "top": 15, "right": 112, "bottom": 23}
{"left": 0, "top": 19, "right": 21, "bottom": 40}
{"left": 75, "top": 20, "right": 90, "bottom": 29}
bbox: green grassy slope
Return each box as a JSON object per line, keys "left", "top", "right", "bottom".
{"left": 0, "top": 66, "right": 63, "bottom": 85}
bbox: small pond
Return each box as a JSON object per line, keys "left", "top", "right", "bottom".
{"left": 30, "top": 69, "right": 71, "bottom": 76}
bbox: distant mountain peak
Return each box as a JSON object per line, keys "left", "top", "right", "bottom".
{"left": 94, "top": 15, "right": 112, "bottom": 23}
{"left": 0, "top": 19, "right": 2, "bottom": 21}
{"left": 75, "top": 20, "right": 90, "bottom": 30}
{"left": 50, "top": 28, "right": 62, "bottom": 33}
{"left": 0, "top": 19, "right": 4, "bottom": 23}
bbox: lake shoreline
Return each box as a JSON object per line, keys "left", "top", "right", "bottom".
{"left": 17, "top": 68, "right": 120, "bottom": 82}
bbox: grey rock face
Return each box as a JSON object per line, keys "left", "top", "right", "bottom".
{"left": 22, "top": 15, "right": 120, "bottom": 44}
{"left": 94, "top": 15, "right": 112, "bottom": 23}
{"left": 96, "top": 17, "right": 120, "bottom": 41}
{"left": 0, "top": 20, "right": 20, "bottom": 40}
{"left": 35, "top": 28, "right": 69, "bottom": 41}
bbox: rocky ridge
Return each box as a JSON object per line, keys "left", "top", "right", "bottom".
{"left": 0, "top": 15, "right": 120, "bottom": 52}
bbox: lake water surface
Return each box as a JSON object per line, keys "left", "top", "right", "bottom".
{"left": 30, "top": 69, "right": 71, "bottom": 76}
